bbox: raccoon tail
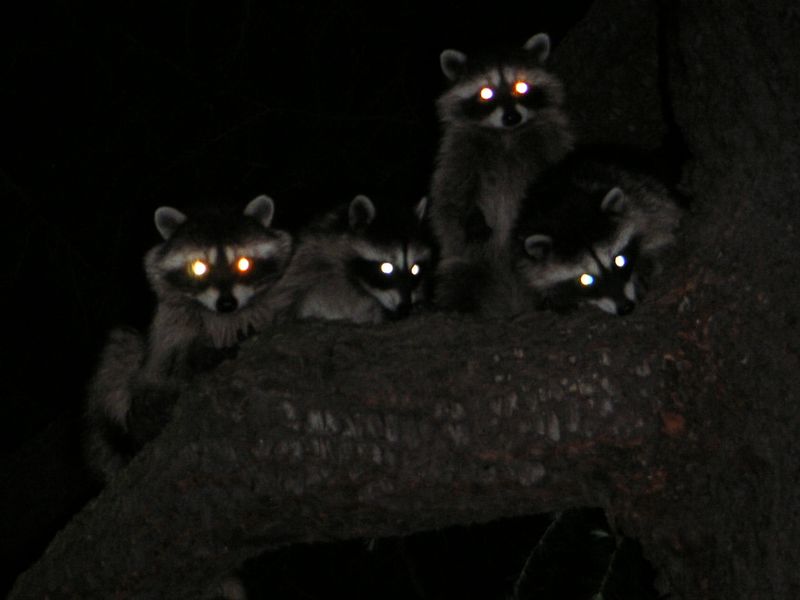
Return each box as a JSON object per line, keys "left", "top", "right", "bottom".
{"left": 83, "top": 327, "right": 145, "bottom": 483}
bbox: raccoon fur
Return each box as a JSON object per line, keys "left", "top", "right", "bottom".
{"left": 85, "top": 195, "right": 292, "bottom": 481}
{"left": 268, "top": 194, "right": 432, "bottom": 324}
{"left": 431, "top": 255, "right": 531, "bottom": 318}
{"left": 429, "top": 31, "right": 574, "bottom": 275}
{"left": 84, "top": 327, "right": 146, "bottom": 477}
{"left": 514, "top": 148, "right": 683, "bottom": 316}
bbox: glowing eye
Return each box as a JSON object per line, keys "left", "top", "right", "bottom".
{"left": 479, "top": 87, "right": 494, "bottom": 100}
{"left": 514, "top": 81, "right": 529, "bottom": 95}
{"left": 380, "top": 262, "right": 394, "bottom": 275}
{"left": 190, "top": 260, "right": 208, "bottom": 277}
{"left": 614, "top": 255, "right": 627, "bottom": 268}
{"left": 236, "top": 257, "right": 251, "bottom": 272}
{"left": 579, "top": 273, "right": 595, "bottom": 287}
{"left": 410, "top": 264, "right": 421, "bottom": 276}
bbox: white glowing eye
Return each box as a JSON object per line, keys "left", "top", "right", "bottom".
{"left": 380, "top": 262, "right": 394, "bottom": 275}
{"left": 614, "top": 255, "right": 627, "bottom": 268}
{"left": 410, "top": 264, "right": 421, "bottom": 276}
{"left": 514, "top": 81, "right": 529, "bottom": 95}
{"left": 237, "top": 257, "right": 251, "bottom": 272}
{"left": 190, "top": 260, "right": 208, "bottom": 277}
{"left": 479, "top": 87, "right": 494, "bottom": 100}
{"left": 579, "top": 273, "right": 595, "bottom": 286}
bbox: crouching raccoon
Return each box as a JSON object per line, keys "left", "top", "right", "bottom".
{"left": 268, "top": 194, "right": 433, "bottom": 324}
{"left": 515, "top": 148, "right": 684, "bottom": 315}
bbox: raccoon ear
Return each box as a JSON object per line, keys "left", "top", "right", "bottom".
{"left": 244, "top": 194, "right": 275, "bottom": 228}
{"left": 440, "top": 49, "right": 467, "bottom": 81}
{"left": 414, "top": 196, "right": 428, "bottom": 222}
{"left": 524, "top": 234, "right": 553, "bottom": 260}
{"left": 522, "top": 33, "right": 550, "bottom": 63}
{"left": 154, "top": 206, "right": 187, "bottom": 240}
{"left": 601, "top": 187, "right": 627, "bottom": 214}
{"left": 349, "top": 195, "right": 376, "bottom": 230}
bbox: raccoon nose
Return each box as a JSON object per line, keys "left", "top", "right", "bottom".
{"left": 616, "top": 300, "right": 635, "bottom": 316}
{"left": 216, "top": 294, "right": 238, "bottom": 313}
{"left": 502, "top": 109, "right": 522, "bottom": 127}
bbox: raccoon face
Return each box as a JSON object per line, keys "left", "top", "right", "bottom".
{"left": 437, "top": 33, "right": 563, "bottom": 130}
{"left": 148, "top": 195, "right": 291, "bottom": 313}
{"left": 345, "top": 195, "right": 432, "bottom": 319}
{"left": 521, "top": 233, "right": 643, "bottom": 316}
{"left": 517, "top": 187, "right": 653, "bottom": 316}
{"left": 349, "top": 242, "right": 432, "bottom": 318}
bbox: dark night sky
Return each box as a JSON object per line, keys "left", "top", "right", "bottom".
{"left": 3, "top": 1, "right": 608, "bottom": 595}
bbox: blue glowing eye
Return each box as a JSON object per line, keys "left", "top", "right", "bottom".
{"left": 579, "top": 273, "right": 595, "bottom": 286}
{"left": 380, "top": 262, "right": 394, "bottom": 275}
{"left": 614, "top": 255, "right": 627, "bottom": 268}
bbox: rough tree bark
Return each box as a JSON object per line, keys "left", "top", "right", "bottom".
{"left": 11, "top": 0, "right": 800, "bottom": 598}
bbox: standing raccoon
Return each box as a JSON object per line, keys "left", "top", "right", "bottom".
{"left": 85, "top": 195, "right": 292, "bottom": 481}
{"left": 515, "top": 148, "right": 683, "bottom": 316}
{"left": 268, "top": 194, "right": 432, "bottom": 324}
{"left": 429, "top": 32, "right": 573, "bottom": 271}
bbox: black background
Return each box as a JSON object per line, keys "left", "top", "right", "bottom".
{"left": 2, "top": 1, "right": 621, "bottom": 596}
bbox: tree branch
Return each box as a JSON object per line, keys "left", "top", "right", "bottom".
{"left": 11, "top": 308, "right": 693, "bottom": 598}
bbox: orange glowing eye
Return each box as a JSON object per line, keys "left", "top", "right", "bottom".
{"left": 190, "top": 260, "right": 208, "bottom": 277}
{"left": 479, "top": 87, "right": 494, "bottom": 100}
{"left": 236, "top": 257, "right": 251, "bottom": 272}
{"left": 514, "top": 81, "right": 529, "bottom": 95}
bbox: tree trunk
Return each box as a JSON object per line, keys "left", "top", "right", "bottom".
{"left": 10, "top": 1, "right": 800, "bottom": 598}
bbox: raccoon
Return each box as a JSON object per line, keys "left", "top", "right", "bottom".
{"left": 514, "top": 149, "right": 683, "bottom": 316}
{"left": 269, "top": 194, "right": 432, "bottom": 324}
{"left": 85, "top": 195, "right": 292, "bottom": 481}
{"left": 429, "top": 32, "right": 573, "bottom": 270}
